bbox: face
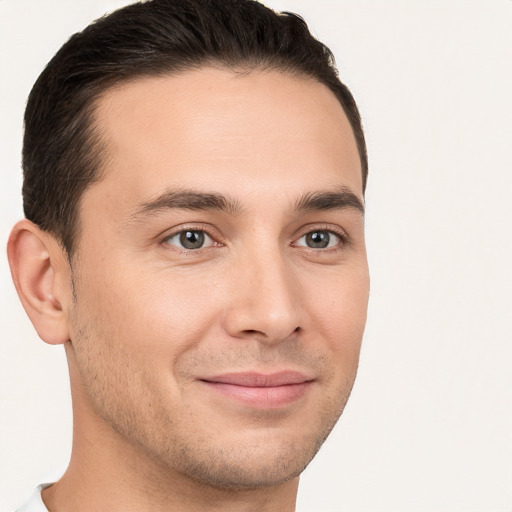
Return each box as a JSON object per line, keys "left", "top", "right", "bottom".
{"left": 66, "top": 68, "right": 369, "bottom": 489}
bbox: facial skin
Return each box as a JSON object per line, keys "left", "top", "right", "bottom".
{"left": 10, "top": 67, "right": 369, "bottom": 511}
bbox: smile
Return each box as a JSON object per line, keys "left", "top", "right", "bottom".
{"left": 199, "top": 371, "right": 315, "bottom": 409}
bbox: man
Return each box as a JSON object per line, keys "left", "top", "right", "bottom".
{"left": 8, "top": 0, "right": 369, "bottom": 510}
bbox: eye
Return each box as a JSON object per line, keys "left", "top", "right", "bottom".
{"left": 295, "top": 230, "right": 342, "bottom": 249}
{"left": 163, "top": 230, "right": 215, "bottom": 250}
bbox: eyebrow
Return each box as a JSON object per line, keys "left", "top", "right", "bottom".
{"left": 129, "top": 185, "right": 364, "bottom": 222}
{"left": 294, "top": 187, "right": 365, "bottom": 215}
{"left": 130, "top": 189, "right": 244, "bottom": 220}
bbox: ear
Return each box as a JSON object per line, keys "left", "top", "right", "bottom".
{"left": 7, "top": 219, "right": 72, "bottom": 345}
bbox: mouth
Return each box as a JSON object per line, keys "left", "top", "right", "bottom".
{"left": 198, "top": 371, "right": 315, "bottom": 409}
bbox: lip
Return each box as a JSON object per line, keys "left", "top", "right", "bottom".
{"left": 199, "top": 371, "right": 315, "bottom": 409}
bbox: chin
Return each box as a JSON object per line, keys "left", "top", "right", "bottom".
{"left": 178, "top": 448, "right": 310, "bottom": 490}
{"left": 157, "top": 422, "right": 335, "bottom": 491}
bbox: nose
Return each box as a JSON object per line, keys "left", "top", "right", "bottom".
{"left": 222, "top": 245, "right": 302, "bottom": 344}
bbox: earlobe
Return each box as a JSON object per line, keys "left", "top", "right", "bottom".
{"left": 7, "top": 219, "right": 72, "bottom": 345}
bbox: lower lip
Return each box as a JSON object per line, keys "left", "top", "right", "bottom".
{"left": 200, "top": 381, "right": 311, "bottom": 409}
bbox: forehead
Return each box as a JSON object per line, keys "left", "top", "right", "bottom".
{"left": 88, "top": 67, "right": 362, "bottom": 212}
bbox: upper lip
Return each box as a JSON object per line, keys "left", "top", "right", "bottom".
{"left": 200, "top": 371, "right": 314, "bottom": 387}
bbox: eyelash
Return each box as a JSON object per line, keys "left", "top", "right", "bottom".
{"left": 292, "top": 225, "right": 349, "bottom": 252}
{"left": 160, "top": 224, "right": 349, "bottom": 252}
{"left": 161, "top": 224, "right": 222, "bottom": 252}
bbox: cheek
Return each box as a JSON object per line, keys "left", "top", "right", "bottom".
{"left": 304, "top": 265, "right": 369, "bottom": 359}
{"left": 71, "top": 259, "right": 226, "bottom": 365}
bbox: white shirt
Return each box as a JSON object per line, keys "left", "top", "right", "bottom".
{"left": 15, "top": 484, "right": 51, "bottom": 512}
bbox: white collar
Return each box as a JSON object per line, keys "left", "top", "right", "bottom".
{"left": 15, "top": 483, "right": 52, "bottom": 512}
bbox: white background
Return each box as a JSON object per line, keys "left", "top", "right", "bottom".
{"left": 1, "top": 1, "right": 511, "bottom": 511}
